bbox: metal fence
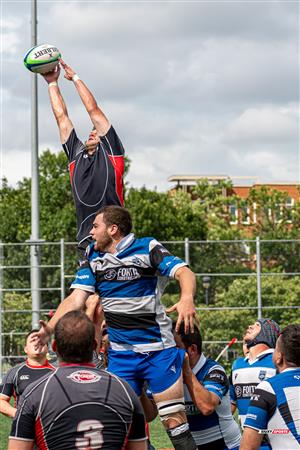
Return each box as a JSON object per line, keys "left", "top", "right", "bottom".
{"left": 1, "top": 238, "right": 299, "bottom": 378}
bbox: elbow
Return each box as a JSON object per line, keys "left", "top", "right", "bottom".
{"left": 196, "top": 401, "right": 216, "bottom": 416}
{"left": 86, "top": 103, "right": 98, "bottom": 116}
{"left": 200, "top": 406, "right": 215, "bottom": 416}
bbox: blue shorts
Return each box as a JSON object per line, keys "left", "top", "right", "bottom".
{"left": 108, "top": 346, "right": 185, "bottom": 396}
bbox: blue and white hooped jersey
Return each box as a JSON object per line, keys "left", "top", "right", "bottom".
{"left": 71, "top": 233, "right": 187, "bottom": 353}
{"left": 230, "top": 349, "right": 276, "bottom": 426}
{"left": 184, "top": 354, "right": 241, "bottom": 449}
{"left": 244, "top": 367, "right": 300, "bottom": 449}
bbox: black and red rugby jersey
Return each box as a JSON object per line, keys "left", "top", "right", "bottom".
{"left": 10, "top": 364, "right": 146, "bottom": 449}
{"left": 0, "top": 360, "right": 55, "bottom": 406}
{"left": 63, "top": 125, "right": 125, "bottom": 247}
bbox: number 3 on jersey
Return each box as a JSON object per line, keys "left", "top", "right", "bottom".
{"left": 75, "top": 420, "right": 104, "bottom": 449}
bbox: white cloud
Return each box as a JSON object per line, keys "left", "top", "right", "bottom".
{"left": 225, "top": 104, "right": 299, "bottom": 142}
{"left": 1, "top": 1, "right": 299, "bottom": 190}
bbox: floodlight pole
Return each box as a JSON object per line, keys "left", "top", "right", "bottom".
{"left": 30, "top": 0, "right": 41, "bottom": 329}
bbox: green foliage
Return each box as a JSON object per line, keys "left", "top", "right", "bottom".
{"left": 1, "top": 152, "right": 299, "bottom": 365}
{"left": 198, "top": 276, "right": 300, "bottom": 349}
{"left": 126, "top": 187, "right": 206, "bottom": 241}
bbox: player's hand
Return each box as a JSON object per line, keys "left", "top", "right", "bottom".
{"left": 182, "top": 352, "right": 192, "bottom": 383}
{"left": 85, "top": 294, "right": 104, "bottom": 327}
{"left": 166, "top": 295, "right": 195, "bottom": 334}
{"left": 42, "top": 64, "right": 60, "bottom": 83}
{"left": 29, "top": 320, "right": 53, "bottom": 351}
{"left": 59, "top": 58, "right": 76, "bottom": 81}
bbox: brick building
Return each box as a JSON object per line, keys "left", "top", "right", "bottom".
{"left": 168, "top": 175, "right": 299, "bottom": 228}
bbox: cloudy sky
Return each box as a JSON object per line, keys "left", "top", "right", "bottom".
{"left": 1, "top": 0, "right": 299, "bottom": 191}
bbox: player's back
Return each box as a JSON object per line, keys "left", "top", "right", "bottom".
{"left": 244, "top": 368, "right": 300, "bottom": 449}
{"left": 10, "top": 364, "right": 145, "bottom": 449}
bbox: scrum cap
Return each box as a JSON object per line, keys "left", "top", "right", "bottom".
{"left": 246, "top": 318, "right": 280, "bottom": 349}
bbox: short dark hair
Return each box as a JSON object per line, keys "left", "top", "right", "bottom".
{"left": 54, "top": 311, "right": 95, "bottom": 363}
{"left": 25, "top": 329, "right": 40, "bottom": 343}
{"left": 96, "top": 205, "right": 132, "bottom": 236}
{"left": 173, "top": 321, "right": 203, "bottom": 355}
{"left": 278, "top": 324, "right": 300, "bottom": 366}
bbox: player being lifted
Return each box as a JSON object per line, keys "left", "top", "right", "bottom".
{"left": 43, "top": 59, "right": 125, "bottom": 254}
{"left": 32, "top": 206, "right": 198, "bottom": 450}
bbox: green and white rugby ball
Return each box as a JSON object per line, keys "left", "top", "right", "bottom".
{"left": 24, "top": 44, "right": 61, "bottom": 74}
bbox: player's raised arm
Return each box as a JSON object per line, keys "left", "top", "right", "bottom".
{"left": 167, "top": 266, "right": 196, "bottom": 334}
{"left": 60, "top": 58, "right": 110, "bottom": 137}
{"left": 42, "top": 65, "right": 73, "bottom": 144}
{"left": 30, "top": 289, "right": 91, "bottom": 348}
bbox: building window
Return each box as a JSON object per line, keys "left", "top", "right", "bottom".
{"left": 253, "top": 203, "right": 257, "bottom": 224}
{"left": 241, "top": 205, "right": 250, "bottom": 225}
{"left": 285, "top": 197, "right": 294, "bottom": 223}
{"left": 229, "top": 204, "right": 238, "bottom": 224}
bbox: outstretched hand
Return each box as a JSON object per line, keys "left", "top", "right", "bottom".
{"left": 59, "top": 58, "right": 76, "bottom": 81}
{"left": 42, "top": 64, "right": 60, "bottom": 83}
{"left": 166, "top": 295, "right": 195, "bottom": 334}
{"left": 29, "top": 320, "right": 53, "bottom": 351}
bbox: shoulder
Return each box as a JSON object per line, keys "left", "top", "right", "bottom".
{"left": 203, "top": 359, "right": 227, "bottom": 382}
{"left": 9, "top": 361, "right": 27, "bottom": 378}
{"left": 232, "top": 356, "right": 246, "bottom": 371}
{"left": 127, "top": 237, "right": 156, "bottom": 253}
{"left": 1, "top": 363, "right": 22, "bottom": 383}
{"left": 22, "top": 370, "right": 55, "bottom": 400}
{"left": 63, "top": 129, "right": 85, "bottom": 153}
{"left": 255, "top": 379, "right": 274, "bottom": 394}
{"left": 206, "top": 359, "right": 226, "bottom": 373}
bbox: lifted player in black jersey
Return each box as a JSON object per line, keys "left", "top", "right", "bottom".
{"left": 0, "top": 330, "right": 54, "bottom": 419}
{"left": 9, "top": 311, "right": 147, "bottom": 450}
{"left": 42, "top": 59, "right": 125, "bottom": 253}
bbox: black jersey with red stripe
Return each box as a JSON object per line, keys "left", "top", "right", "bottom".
{"left": 63, "top": 126, "right": 125, "bottom": 247}
{"left": 0, "top": 360, "right": 55, "bottom": 407}
{"left": 10, "top": 363, "right": 146, "bottom": 449}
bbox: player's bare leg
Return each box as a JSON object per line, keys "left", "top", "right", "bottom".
{"left": 153, "top": 374, "right": 196, "bottom": 450}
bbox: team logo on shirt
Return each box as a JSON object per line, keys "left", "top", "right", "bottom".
{"left": 20, "top": 375, "right": 30, "bottom": 380}
{"left": 258, "top": 370, "right": 267, "bottom": 381}
{"left": 235, "top": 386, "right": 243, "bottom": 398}
{"left": 104, "top": 269, "right": 117, "bottom": 280}
{"left": 103, "top": 267, "right": 141, "bottom": 281}
{"left": 67, "top": 371, "right": 101, "bottom": 384}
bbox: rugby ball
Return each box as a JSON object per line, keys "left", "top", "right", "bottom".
{"left": 24, "top": 44, "right": 61, "bottom": 74}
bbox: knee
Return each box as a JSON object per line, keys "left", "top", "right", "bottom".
{"left": 156, "top": 398, "right": 186, "bottom": 428}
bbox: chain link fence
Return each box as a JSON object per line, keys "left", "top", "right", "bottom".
{"left": 1, "top": 238, "right": 299, "bottom": 378}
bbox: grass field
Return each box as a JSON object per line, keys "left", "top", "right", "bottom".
{"left": 0, "top": 414, "right": 173, "bottom": 449}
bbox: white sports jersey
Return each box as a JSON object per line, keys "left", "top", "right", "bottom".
{"left": 230, "top": 349, "right": 276, "bottom": 426}
{"left": 244, "top": 367, "right": 300, "bottom": 449}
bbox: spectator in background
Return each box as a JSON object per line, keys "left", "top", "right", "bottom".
{"left": 174, "top": 322, "right": 241, "bottom": 450}
{"left": 241, "top": 323, "right": 300, "bottom": 450}
{"left": 0, "top": 330, "right": 55, "bottom": 419}
{"left": 9, "top": 311, "right": 147, "bottom": 450}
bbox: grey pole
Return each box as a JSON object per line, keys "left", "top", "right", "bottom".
{"left": 30, "top": 0, "right": 41, "bottom": 329}
{"left": 0, "top": 243, "right": 3, "bottom": 380}
{"left": 184, "top": 237, "right": 190, "bottom": 265}
{"left": 60, "top": 239, "right": 65, "bottom": 302}
{"left": 256, "top": 236, "right": 262, "bottom": 319}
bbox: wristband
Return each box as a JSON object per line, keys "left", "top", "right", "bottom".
{"left": 72, "top": 74, "right": 80, "bottom": 82}
{"left": 48, "top": 82, "right": 57, "bottom": 88}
